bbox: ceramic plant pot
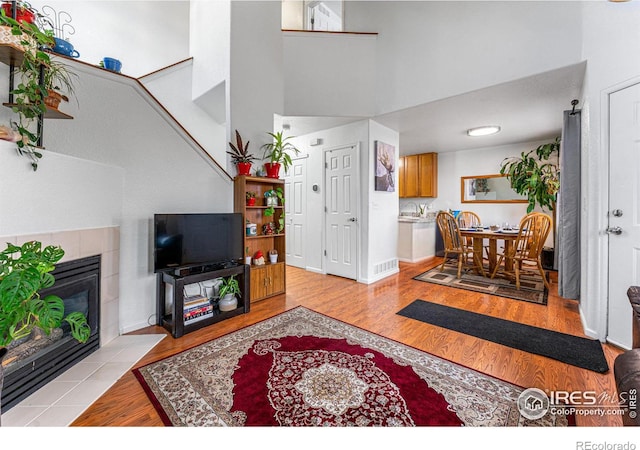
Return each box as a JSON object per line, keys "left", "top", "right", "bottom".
{"left": 264, "top": 162, "right": 281, "bottom": 178}
{"left": 218, "top": 294, "right": 237, "bottom": 312}
{"left": 237, "top": 162, "right": 252, "bottom": 176}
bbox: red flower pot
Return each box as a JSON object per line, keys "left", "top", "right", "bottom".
{"left": 246, "top": 197, "right": 256, "bottom": 206}
{"left": 237, "top": 162, "right": 252, "bottom": 176}
{"left": 2, "top": 3, "right": 35, "bottom": 23}
{"left": 265, "top": 163, "right": 281, "bottom": 179}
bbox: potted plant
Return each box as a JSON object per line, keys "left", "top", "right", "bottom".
{"left": 261, "top": 130, "right": 301, "bottom": 178}
{"left": 264, "top": 187, "right": 283, "bottom": 207}
{"left": 499, "top": 137, "right": 560, "bottom": 214}
{"left": 500, "top": 137, "right": 560, "bottom": 266}
{"left": 43, "top": 57, "right": 77, "bottom": 110}
{"left": 246, "top": 191, "right": 257, "bottom": 206}
{"left": 264, "top": 187, "right": 285, "bottom": 232}
{"left": 0, "top": 241, "right": 90, "bottom": 414}
{"left": 227, "top": 129, "right": 256, "bottom": 176}
{"left": 1, "top": 1, "right": 35, "bottom": 24}
{"left": 0, "top": 6, "right": 75, "bottom": 171}
{"left": 217, "top": 275, "right": 241, "bottom": 312}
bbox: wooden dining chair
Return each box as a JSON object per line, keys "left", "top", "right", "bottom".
{"left": 458, "top": 211, "right": 489, "bottom": 259}
{"left": 490, "top": 212, "right": 552, "bottom": 290}
{"left": 436, "top": 211, "right": 486, "bottom": 279}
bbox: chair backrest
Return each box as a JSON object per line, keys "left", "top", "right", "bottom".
{"left": 511, "top": 212, "right": 552, "bottom": 260}
{"left": 458, "top": 211, "right": 481, "bottom": 228}
{"left": 437, "top": 211, "right": 464, "bottom": 252}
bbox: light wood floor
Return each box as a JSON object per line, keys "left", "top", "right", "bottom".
{"left": 71, "top": 258, "right": 624, "bottom": 427}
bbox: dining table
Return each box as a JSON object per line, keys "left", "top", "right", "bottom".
{"left": 459, "top": 227, "right": 521, "bottom": 275}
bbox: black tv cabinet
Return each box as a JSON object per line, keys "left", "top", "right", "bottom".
{"left": 156, "top": 264, "right": 250, "bottom": 338}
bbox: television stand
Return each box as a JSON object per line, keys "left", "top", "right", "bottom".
{"left": 156, "top": 264, "right": 250, "bottom": 338}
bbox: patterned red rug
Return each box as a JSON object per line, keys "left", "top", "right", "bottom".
{"left": 133, "top": 307, "right": 571, "bottom": 426}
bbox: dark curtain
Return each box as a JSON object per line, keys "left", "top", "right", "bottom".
{"left": 557, "top": 109, "right": 581, "bottom": 299}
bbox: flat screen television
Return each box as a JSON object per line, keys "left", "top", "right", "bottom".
{"left": 153, "top": 213, "right": 243, "bottom": 273}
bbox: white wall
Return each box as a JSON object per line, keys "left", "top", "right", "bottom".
{"left": 29, "top": 1, "right": 190, "bottom": 78}
{"left": 344, "top": 1, "right": 583, "bottom": 115}
{"left": 140, "top": 60, "right": 227, "bottom": 168}
{"left": 365, "top": 120, "right": 399, "bottom": 282}
{"left": 190, "top": 0, "right": 230, "bottom": 100}
{"left": 229, "top": 1, "right": 284, "bottom": 161}
{"left": 0, "top": 141, "right": 123, "bottom": 234}
{"left": 282, "top": 31, "right": 377, "bottom": 117}
{"left": 579, "top": 1, "right": 640, "bottom": 341}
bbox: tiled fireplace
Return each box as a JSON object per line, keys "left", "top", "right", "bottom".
{"left": 0, "top": 227, "right": 121, "bottom": 410}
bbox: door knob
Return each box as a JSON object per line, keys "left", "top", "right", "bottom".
{"left": 612, "top": 209, "right": 623, "bottom": 217}
{"left": 348, "top": 217, "right": 358, "bottom": 222}
{"left": 606, "top": 226, "right": 623, "bottom": 235}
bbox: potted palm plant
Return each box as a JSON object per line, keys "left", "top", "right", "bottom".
{"left": 0, "top": 241, "right": 90, "bottom": 417}
{"left": 227, "top": 129, "right": 256, "bottom": 176}
{"left": 261, "top": 130, "right": 301, "bottom": 178}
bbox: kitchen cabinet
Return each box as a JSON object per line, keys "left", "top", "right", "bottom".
{"left": 399, "top": 152, "right": 438, "bottom": 198}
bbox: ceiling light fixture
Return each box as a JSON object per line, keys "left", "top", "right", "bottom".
{"left": 467, "top": 125, "right": 501, "bottom": 137}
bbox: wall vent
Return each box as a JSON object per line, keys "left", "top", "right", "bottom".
{"left": 374, "top": 258, "right": 398, "bottom": 275}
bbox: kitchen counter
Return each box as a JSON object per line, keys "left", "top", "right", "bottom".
{"left": 397, "top": 218, "right": 436, "bottom": 263}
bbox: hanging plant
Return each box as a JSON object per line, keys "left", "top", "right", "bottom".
{"left": 499, "top": 137, "right": 560, "bottom": 213}
{"left": 0, "top": 7, "right": 75, "bottom": 171}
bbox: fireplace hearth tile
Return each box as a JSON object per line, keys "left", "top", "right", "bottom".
{"left": 1, "top": 334, "right": 165, "bottom": 427}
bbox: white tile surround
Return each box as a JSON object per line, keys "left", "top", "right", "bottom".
{"left": 0, "top": 226, "right": 122, "bottom": 345}
{"left": 1, "top": 334, "right": 165, "bottom": 426}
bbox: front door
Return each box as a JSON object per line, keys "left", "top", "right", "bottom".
{"left": 607, "top": 82, "right": 640, "bottom": 348}
{"left": 324, "top": 144, "right": 359, "bottom": 280}
{"left": 284, "top": 156, "right": 307, "bottom": 269}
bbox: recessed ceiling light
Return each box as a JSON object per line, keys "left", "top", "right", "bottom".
{"left": 467, "top": 125, "right": 501, "bottom": 137}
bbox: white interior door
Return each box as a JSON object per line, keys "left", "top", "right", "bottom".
{"left": 324, "top": 144, "right": 358, "bottom": 280}
{"left": 284, "top": 157, "right": 307, "bottom": 269}
{"left": 607, "top": 82, "right": 640, "bottom": 349}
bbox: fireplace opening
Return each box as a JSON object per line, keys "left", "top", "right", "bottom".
{"left": 1, "top": 255, "right": 101, "bottom": 412}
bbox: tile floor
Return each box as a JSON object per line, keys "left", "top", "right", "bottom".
{"left": 1, "top": 334, "right": 165, "bottom": 427}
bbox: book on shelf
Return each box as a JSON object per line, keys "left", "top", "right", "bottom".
{"left": 184, "top": 295, "right": 210, "bottom": 309}
{"left": 184, "top": 311, "right": 214, "bottom": 325}
{"left": 184, "top": 304, "right": 213, "bottom": 319}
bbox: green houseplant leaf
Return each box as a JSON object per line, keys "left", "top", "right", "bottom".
{"left": 499, "top": 137, "right": 560, "bottom": 213}
{"left": 261, "top": 131, "right": 301, "bottom": 173}
{"left": 0, "top": 241, "right": 90, "bottom": 346}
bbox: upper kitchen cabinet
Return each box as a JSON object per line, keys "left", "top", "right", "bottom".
{"left": 399, "top": 152, "right": 438, "bottom": 198}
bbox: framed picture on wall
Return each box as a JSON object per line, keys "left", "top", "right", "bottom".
{"left": 375, "top": 141, "right": 395, "bottom": 192}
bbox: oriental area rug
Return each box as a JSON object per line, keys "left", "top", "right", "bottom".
{"left": 414, "top": 261, "right": 548, "bottom": 305}
{"left": 133, "top": 307, "right": 571, "bottom": 427}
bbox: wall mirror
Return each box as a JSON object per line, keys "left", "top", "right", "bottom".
{"left": 461, "top": 174, "right": 528, "bottom": 203}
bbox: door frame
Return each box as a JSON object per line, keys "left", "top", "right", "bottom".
{"left": 322, "top": 142, "right": 361, "bottom": 280}
{"left": 595, "top": 75, "right": 640, "bottom": 344}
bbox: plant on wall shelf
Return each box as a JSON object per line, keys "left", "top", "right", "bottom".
{"left": 499, "top": 137, "right": 560, "bottom": 214}
{"left": 264, "top": 187, "right": 285, "bottom": 233}
{"left": 0, "top": 7, "right": 76, "bottom": 171}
